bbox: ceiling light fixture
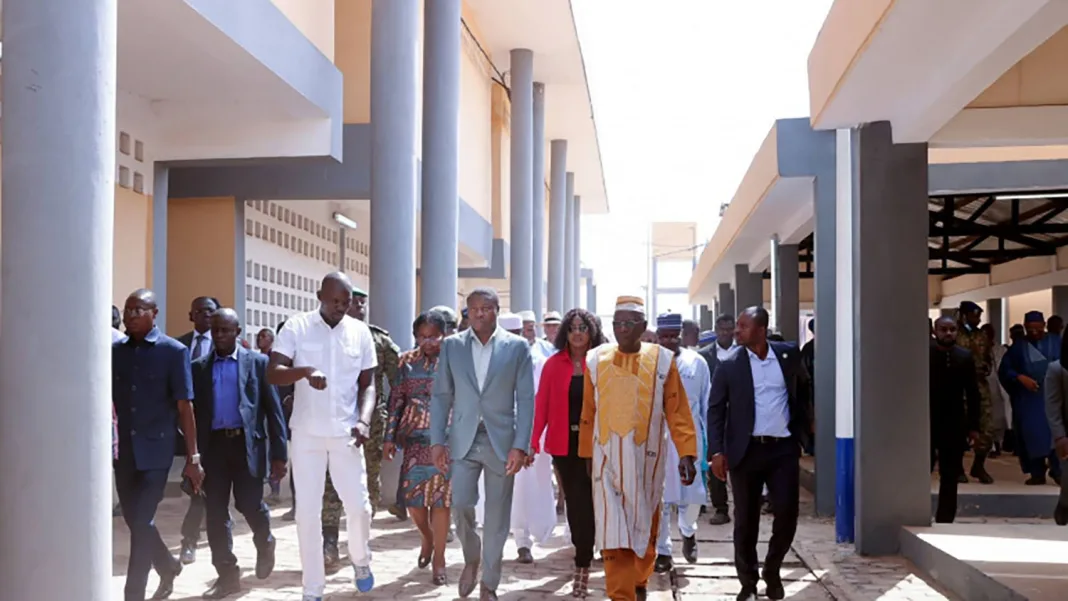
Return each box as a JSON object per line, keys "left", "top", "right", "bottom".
{"left": 995, "top": 192, "right": 1068, "bottom": 201}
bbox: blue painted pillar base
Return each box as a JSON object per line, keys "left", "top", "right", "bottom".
{"left": 835, "top": 437, "right": 855, "bottom": 543}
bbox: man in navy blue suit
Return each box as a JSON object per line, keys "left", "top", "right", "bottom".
{"left": 193, "top": 308, "right": 289, "bottom": 598}
{"left": 113, "top": 289, "right": 203, "bottom": 601}
{"left": 707, "top": 307, "right": 810, "bottom": 601}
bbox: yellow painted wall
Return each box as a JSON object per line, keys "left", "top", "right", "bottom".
{"left": 970, "top": 26, "right": 1068, "bottom": 108}
{"left": 166, "top": 197, "right": 237, "bottom": 336}
{"left": 113, "top": 187, "right": 153, "bottom": 309}
{"left": 335, "top": 0, "right": 372, "bottom": 124}
{"left": 491, "top": 85, "right": 511, "bottom": 241}
{"left": 1008, "top": 289, "right": 1052, "bottom": 328}
{"left": 459, "top": 29, "right": 494, "bottom": 223}
{"left": 271, "top": 0, "right": 336, "bottom": 61}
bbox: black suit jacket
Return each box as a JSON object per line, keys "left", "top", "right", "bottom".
{"left": 707, "top": 341, "right": 811, "bottom": 469}
{"left": 191, "top": 346, "right": 288, "bottom": 479}
{"left": 698, "top": 342, "right": 732, "bottom": 376}
{"left": 929, "top": 342, "right": 981, "bottom": 448}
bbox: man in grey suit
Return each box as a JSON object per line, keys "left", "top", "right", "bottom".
{"left": 1044, "top": 347, "right": 1068, "bottom": 525}
{"left": 431, "top": 288, "right": 536, "bottom": 601}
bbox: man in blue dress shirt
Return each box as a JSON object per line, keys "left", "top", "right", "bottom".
{"left": 113, "top": 289, "right": 203, "bottom": 601}
{"left": 193, "top": 308, "right": 289, "bottom": 598}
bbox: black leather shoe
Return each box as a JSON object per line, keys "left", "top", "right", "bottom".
{"left": 682, "top": 535, "right": 698, "bottom": 564}
{"left": 762, "top": 568, "right": 785, "bottom": 600}
{"left": 1054, "top": 504, "right": 1068, "bottom": 526}
{"left": 202, "top": 570, "right": 241, "bottom": 599}
{"left": 517, "top": 547, "right": 534, "bottom": 564}
{"left": 709, "top": 510, "right": 730, "bottom": 525}
{"left": 654, "top": 554, "right": 673, "bottom": 573}
{"left": 180, "top": 541, "right": 197, "bottom": 565}
{"left": 151, "top": 562, "right": 182, "bottom": 600}
{"left": 255, "top": 538, "right": 276, "bottom": 579}
{"left": 736, "top": 587, "right": 757, "bottom": 601}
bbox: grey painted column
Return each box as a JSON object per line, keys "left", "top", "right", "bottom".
{"left": 939, "top": 307, "right": 955, "bottom": 318}
{"left": 531, "top": 82, "right": 546, "bottom": 318}
{"left": 733, "top": 264, "right": 763, "bottom": 311}
{"left": 987, "top": 298, "right": 1004, "bottom": 345}
{"left": 573, "top": 195, "right": 582, "bottom": 309}
{"left": 0, "top": 0, "right": 116, "bottom": 597}
{"left": 718, "top": 283, "right": 735, "bottom": 318}
{"left": 812, "top": 136, "right": 837, "bottom": 519}
{"left": 563, "top": 172, "right": 576, "bottom": 311}
{"left": 547, "top": 141, "right": 568, "bottom": 313}
{"left": 152, "top": 163, "right": 169, "bottom": 327}
{"left": 590, "top": 283, "right": 598, "bottom": 313}
{"left": 852, "top": 122, "right": 930, "bottom": 555}
{"left": 419, "top": 0, "right": 461, "bottom": 312}
{"left": 1052, "top": 286, "right": 1068, "bottom": 321}
{"left": 508, "top": 49, "right": 535, "bottom": 313}
{"left": 777, "top": 244, "right": 800, "bottom": 342}
{"left": 370, "top": 0, "right": 419, "bottom": 351}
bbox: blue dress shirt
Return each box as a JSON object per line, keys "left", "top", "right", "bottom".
{"left": 211, "top": 351, "right": 243, "bottom": 430}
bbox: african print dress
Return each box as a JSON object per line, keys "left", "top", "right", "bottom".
{"left": 385, "top": 358, "right": 451, "bottom": 508}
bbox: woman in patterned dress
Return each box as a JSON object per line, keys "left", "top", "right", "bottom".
{"left": 383, "top": 310, "right": 451, "bottom": 585}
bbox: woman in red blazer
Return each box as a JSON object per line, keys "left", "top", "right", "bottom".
{"left": 531, "top": 308, "right": 606, "bottom": 598}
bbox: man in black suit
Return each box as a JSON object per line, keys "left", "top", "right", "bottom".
{"left": 930, "top": 316, "right": 980, "bottom": 524}
{"left": 177, "top": 295, "right": 221, "bottom": 563}
{"left": 193, "top": 308, "right": 289, "bottom": 598}
{"left": 708, "top": 307, "right": 810, "bottom": 601}
{"left": 698, "top": 314, "right": 738, "bottom": 525}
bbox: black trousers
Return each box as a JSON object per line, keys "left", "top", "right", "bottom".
{"left": 553, "top": 455, "right": 596, "bottom": 568}
{"left": 181, "top": 493, "right": 206, "bottom": 544}
{"left": 204, "top": 431, "right": 273, "bottom": 573}
{"left": 707, "top": 471, "right": 728, "bottom": 513}
{"left": 930, "top": 440, "right": 963, "bottom": 523}
{"left": 115, "top": 455, "right": 177, "bottom": 601}
{"left": 728, "top": 438, "right": 800, "bottom": 589}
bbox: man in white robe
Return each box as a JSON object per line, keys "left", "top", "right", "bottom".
{"left": 654, "top": 313, "right": 711, "bottom": 572}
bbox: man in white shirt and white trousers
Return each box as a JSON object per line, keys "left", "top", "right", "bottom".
{"left": 268, "top": 273, "right": 379, "bottom": 601}
{"left": 654, "top": 312, "right": 711, "bottom": 572}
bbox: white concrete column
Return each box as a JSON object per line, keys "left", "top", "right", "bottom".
{"left": 419, "top": 0, "right": 461, "bottom": 311}
{"left": 508, "top": 49, "right": 535, "bottom": 313}
{"left": 531, "top": 82, "right": 546, "bottom": 319}
{"left": 563, "top": 172, "right": 576, "bottom": 311}
{"left": 370, "top": 0, "right": 419, "bottom": 351}
{"left": 769, "top": 234, "right": 781, "bottom": 331}
{"left": 573, "top": 195, "right": 582, "bottom": 309}
{"left": 547, "top": 141, "right": 568, "bottom": 314}
{"left": 0, "top": 0, "right": 117, "bottom": 598}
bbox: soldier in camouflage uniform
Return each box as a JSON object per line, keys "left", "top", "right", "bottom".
{"left": 956, "top": 301, "right": 995, "bottom": 484}
{"left": 320, "top": 286, "right": 401, "bottom": 569}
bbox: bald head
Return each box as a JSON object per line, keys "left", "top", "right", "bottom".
{"left": 933, "top": 315, "right": 959, "bottom": 348}
{"left": 123, "top": 288, "right": 158, "bottom": 339}
{"left": 210, "top": 307, "right": 242, "bottom": 355}
{"left": 128, "top": 288, "right": 157, "bottom": 308}
{"left": 318, "top": 271, "right": 354, "bottom": 326}
{"left": 212, "top": 308, "right": 240, "bottom": 326}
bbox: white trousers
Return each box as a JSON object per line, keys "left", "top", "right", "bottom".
{"left": 510, "top": 451, "right": 557, "bottom": 549}
{"left": 655, "top": 503, "right": 702, "bottom": 556}
{"left": 292, "top": 432, "right": 372, "bottom": 596}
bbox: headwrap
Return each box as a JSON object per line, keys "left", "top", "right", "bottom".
{"left": 498, "top": 313, "right": 523, "bottom": 331}
{"left": 656, "top": 312, "right": 683, "bottom": 331}
{"left": 615, "top": 295, "right": 646, "bottom": 315}
{"left": 698, "top": 330, "right": 717, "bottom": 346}
{"left": 542, "top": 311, "right": 563, "bottom": 324}
{"left": 1025, "top": 311, "right": 1045, "bottom": 324}
{"left": 517, "top": 310, "right": 536, "bottom": 323}
{"left": 959, "top": 301, "right": 983, "bottom": 314}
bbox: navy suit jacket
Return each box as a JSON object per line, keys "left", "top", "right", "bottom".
{"left": 707, "top": 341, "right": 811, "bottom": 469}
{"left": 191, "top": 346, "right": 288, "bottom": 479}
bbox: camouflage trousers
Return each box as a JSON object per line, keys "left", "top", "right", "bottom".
{"left": 321, "top": 402, "right": 388, "bottom": 529}
{"left": 974, "top": 379, "right": 995, "bottom": 453}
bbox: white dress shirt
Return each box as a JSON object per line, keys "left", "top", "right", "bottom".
{"left": 716, "top": 341, "right": 736, "bottom": 362}
{"left": 747, "top": 347, "right": 791, "bottom": 438}
{"left": 274, "top": 310, "right": 378, "bottom": 438}
{"left": 470, "top": 327, "right": 502, "bottom": 392}
{"left": 112, "top": 328, "right": 125, "bottom": 343}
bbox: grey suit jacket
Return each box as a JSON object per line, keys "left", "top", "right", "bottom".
{"left": 430, "top": 327, "right": 536, "bottom": 462}
{"left": 1044, "top": 361, "right": 1068, "bottom": 441}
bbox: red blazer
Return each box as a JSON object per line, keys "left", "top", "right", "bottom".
{"left": 532, "top": 349, "right": 587, "bottom": 456}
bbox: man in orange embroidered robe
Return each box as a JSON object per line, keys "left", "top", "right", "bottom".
{"left": 579, "top": 296, "right": 698, "bottom": 601}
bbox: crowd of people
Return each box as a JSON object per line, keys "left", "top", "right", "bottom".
{"left": 111, "top": 270, "right": 818, "bottom": 601}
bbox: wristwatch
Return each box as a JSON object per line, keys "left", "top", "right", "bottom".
{"left": 188, "top": 453, "right": 201, "bottom": 466}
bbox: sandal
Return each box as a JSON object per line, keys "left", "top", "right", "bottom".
{"left": 417, "top": 552, "right": 432, "bottom": 569}
{"left": 570, "top": 567, "right": 590, "bottom": 598}
{"left": 432, "top": 568, "right": 448, "bottom": 586}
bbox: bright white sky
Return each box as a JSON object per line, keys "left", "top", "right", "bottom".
{"left": 572, "top": 0, "right": 835, "bottom": 315}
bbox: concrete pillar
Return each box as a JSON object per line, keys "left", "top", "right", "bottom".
{"left": 152, "top": 164, "right": 169, "bottom": 326}
{"left": 508, "top": 49, "right": 535, "bottom": 313}
{"left": 812, "top": 134, "right": 838, "bottom": 520}
{"left": 573, "top": 195, "right": 582, "bottom": 310}
{"left": 419, "top": 0, "right": 461, "bottom": 312}
{"left": 547, "top": 141, "right": 568, "bottom": 314}
{"left": 589, "top": 283, "right": 598, "bottom": 313}
{"left": 563, "top": 172, "right": 576, "bottom": 311}
{"left": 940, "top": 307, "right": 955, "bottom": 318}
{"left": 850, "top": 122, "right": 930, "bottom": 555}
{"left": 0, "top": 0, "right": 117, "bottom": 597}
{"left": 733, "top": 264, "right": 763, "bottom": 311}
{"left": 769, "top": 235, "right": 782, "bottom": 331}
{"left": 532, "top": 82, "right": 546, "bottom": 319}
{"left": 777, "top": 243, "right": 801, "bottom": 342}
{"left": 370, "top": 0, "right": 419, "bottom": 350}
{"left": 651, "top": 259, "right": 660, "bottom": 318}
{"left": 718, "top": 283, "right": 735, "bottom": 318}
{"left": 1053, "top": 286, "right": 1068, "bottom": 322}
{"left": 987, "top": 298, "right": 1004, "bottom": 345}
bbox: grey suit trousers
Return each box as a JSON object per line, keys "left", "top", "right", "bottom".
{"left": 451, "top": 428, "right": 515, "bottom": 591}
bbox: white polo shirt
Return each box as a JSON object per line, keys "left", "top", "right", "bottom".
{"left": 274, "top": 310, "right": 378, "bottom": 438}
